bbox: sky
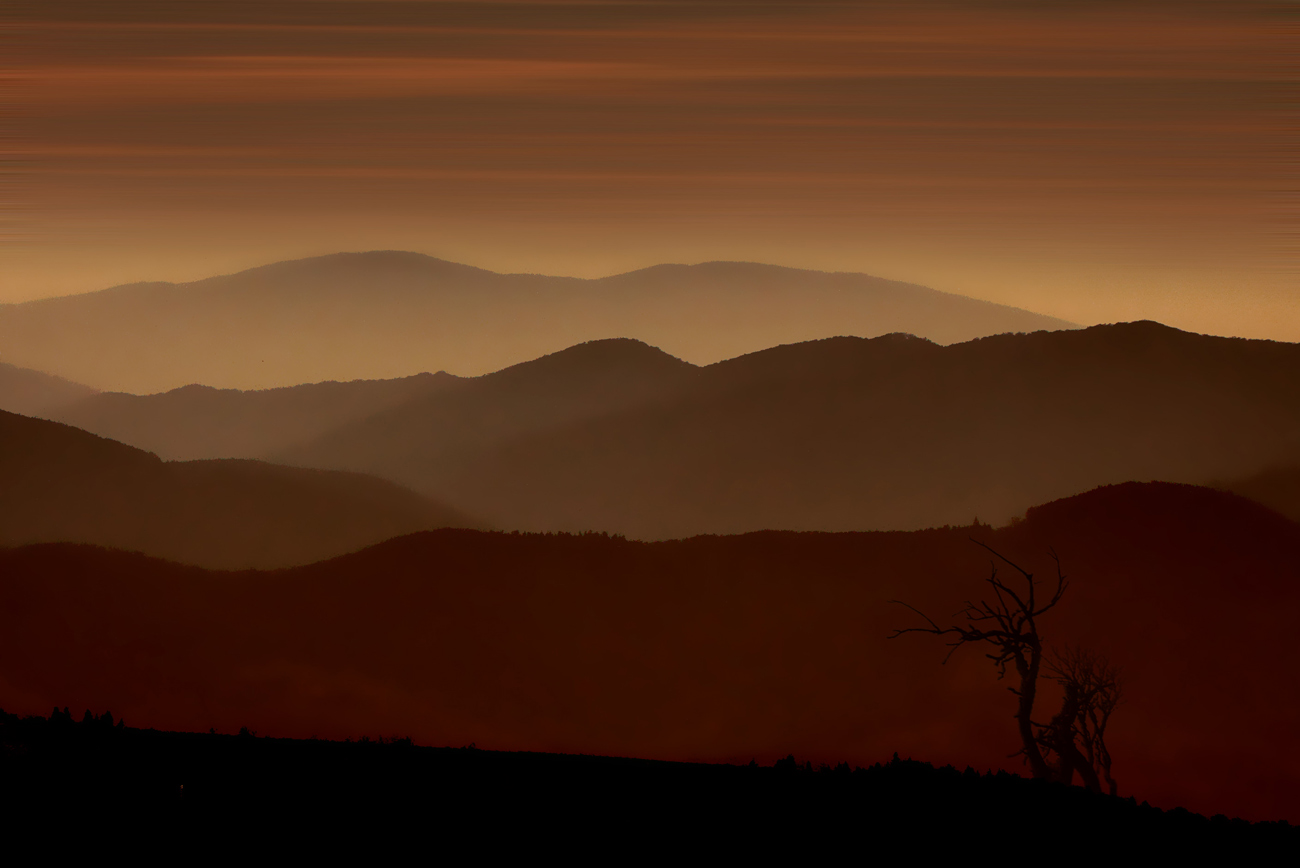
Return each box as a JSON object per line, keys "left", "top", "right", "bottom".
{"left": 2, "top": 0, "right": 1294, "bottom": 339}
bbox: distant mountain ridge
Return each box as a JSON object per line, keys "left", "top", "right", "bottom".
{"left": 0, "top": 410, "right": 476, "bottom": 569}
{"left": 282, "top": 338, "right": 700, "bottom": 484}
{"left": 0, "top": 251, "right": 1076, "bottom": 392}
{"left": 35, "top": 339, "right": 689, "bottom": 463}
{"left": 26, "top": 322, "right": 1300, "bottom": 538}
{"left": 0, "top": 362, "right": 98, "bottom": 417}
{"left": 274, "top": 321, "right": 1300, "bottom": 536}
{"left": 52, "top": 371, "right": 460, "bottom": 461}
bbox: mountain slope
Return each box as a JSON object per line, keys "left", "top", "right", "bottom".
{"left": 0, "top": 362, "right": 98, "bottom": 417}
{"left": 0, "top": 482, "right": 1295, "bottom": 822}
{"left": 0, "top": 410, "right": 475, "bottom": 569}
{"left": 283, "top": 322, "right": 1300, "bottom": 536}
{"left": 51, "top": 371, "right": 459, "bottom": 461}
{"left": 281, "top": 338, "right": 699, "bottom": 487}
{"left": 0, "top": 252, "right": 1075, "bottom": 392}
{"left": 1217, "top": 465, "right": 1300, "bottom": 523}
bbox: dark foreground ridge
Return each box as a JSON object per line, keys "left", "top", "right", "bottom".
{"left": 1, "top": 709, "right": 1291, "bottom": 852}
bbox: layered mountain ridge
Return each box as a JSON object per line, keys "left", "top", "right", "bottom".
{"left": 0, "top": 362, "right": 99, "bottom": 418}
{"left": 12, "top": 321, "right": 1300, "bottom": 538}
{"left": 0, "top": 252, "right": 1075, "bottom": 392}
{"left": 276, "top": 321, "right": 1300, "bottom": 535}
{"left": 0, "top": 410, "right": 475, "bottom": 569}
{"left": 1, "top": 481, "right": 1295, "bottom": 822}
{"left": 53, "top": 371, "right": 460, "bottom": 461}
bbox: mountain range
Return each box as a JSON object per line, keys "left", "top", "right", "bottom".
{"left": 0, "top": 410, "right": 474, "bottom": 569}
{"left": 1, "top": 482, "right": 1295, "bottom": 822}
{"left": 0, "top": 252, "right": 1075, "bottom": 393}
{"left": 13, "top": 320, "right": 1300, "bottom": 538}
{"left": 3, "top": 277, "right": 1298, "bottom": 822}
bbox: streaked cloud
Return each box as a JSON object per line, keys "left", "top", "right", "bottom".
{"left": 2, "top": 0, "right": 1291, "bottom": 339}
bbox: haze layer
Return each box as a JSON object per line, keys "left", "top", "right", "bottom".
{"left": 21, "top": 322, "right": 1300, "bottom": 538}
{"left": 0, "top": 253, "right": 1072, "bottom": 392}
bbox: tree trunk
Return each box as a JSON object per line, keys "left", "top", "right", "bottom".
{"left": 1044, "top": 685, "right": 1102, "bottom": 792}
{"left": 1055, "top": 741, "right": 1102, "bottom": 793}
{"left": 1014, "top": 647, "right": 1052, "bottom": 779}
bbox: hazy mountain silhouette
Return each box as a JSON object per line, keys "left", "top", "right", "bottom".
{"left": 0, "top": 482, "right": 1294, "bottom": 822}
{"left": 0, "top": 252, "right": 1075, "bottom": 392}
{"left": 51, "top": 372, "right": 459, "bottom": 461}
{"left": 0, "top": 362, "right": 98, "bottom": 418}
{"left": 1217, "top": 465, "right": 1300, "bottom": 523}
{"left": 0, "top": 410, "right": 475, "bottom": 569}
{"left": 277, "top": 321, "right": 1300, "bottom": 536}
{"left": 282, "top": 338, "right": 698, "bottom": 484}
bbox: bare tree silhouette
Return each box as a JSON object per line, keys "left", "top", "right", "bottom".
{"left": 889, "top": 541, "right": 1121, "bottom": 792}
{"left": 1047, "top": 646, "right": 1123, "bottom": 795}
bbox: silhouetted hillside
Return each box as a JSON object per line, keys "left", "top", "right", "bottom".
{"left": 1, "top": 712, "right": 1289, "bottom": 852}
{"left": 0, "top": 410, "right": 475, "bottom": 568}
{"left": 280, "top": 321, "right": 1300, "bottom": 536}
{"left": 0, "top": 252, "right": 1074, "bottom": 392}
{"left": 0, "top": 362, "right": 97, "bottom": 417}
{"left": 1, "top": 481, "right": 1295, "bottom": 822}
{"left": 51, "top": 371, "right": 459, "bottom": 461}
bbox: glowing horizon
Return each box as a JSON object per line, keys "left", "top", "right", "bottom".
{"left": 2, "top": 1, "right": 1293, "bottom": 340}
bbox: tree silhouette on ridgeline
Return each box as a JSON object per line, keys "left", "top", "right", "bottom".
{"left": 890, "top": 541, "right": 1122, "bottom": 793}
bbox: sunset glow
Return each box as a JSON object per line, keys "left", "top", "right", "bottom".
{"left": 4, "top": 1, "right": 1291, "bottom": 339}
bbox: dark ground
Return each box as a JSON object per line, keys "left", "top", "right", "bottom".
{"left": 1, "top": 709, "right": 1292, "bottom": 856}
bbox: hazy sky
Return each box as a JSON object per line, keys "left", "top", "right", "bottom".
{"left": 3, "top": 1, "right": 1294, "bottom": 339}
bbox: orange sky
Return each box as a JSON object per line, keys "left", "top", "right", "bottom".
{"left": 2, "top": 1, "right": 1294, "bottom": 339}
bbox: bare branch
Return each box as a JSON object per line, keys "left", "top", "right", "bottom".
{"left": 886, "top": 600, "right": 946, "bottom": 634}
{"left": 1044, "top": 645, "right": 1123, "bottom": 794}
{"left": 970, "top": 538, "right": 1034, "bottom": 581}
{"left": 887, "top": 541, "right": 1117, "bottom": 788}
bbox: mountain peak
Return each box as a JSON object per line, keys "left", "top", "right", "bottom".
{"left": 495, "top": 338, "right": 692, "bottom": 374}
{"left": 1026, "top": 480, "right": 1298, "bottom": 532}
